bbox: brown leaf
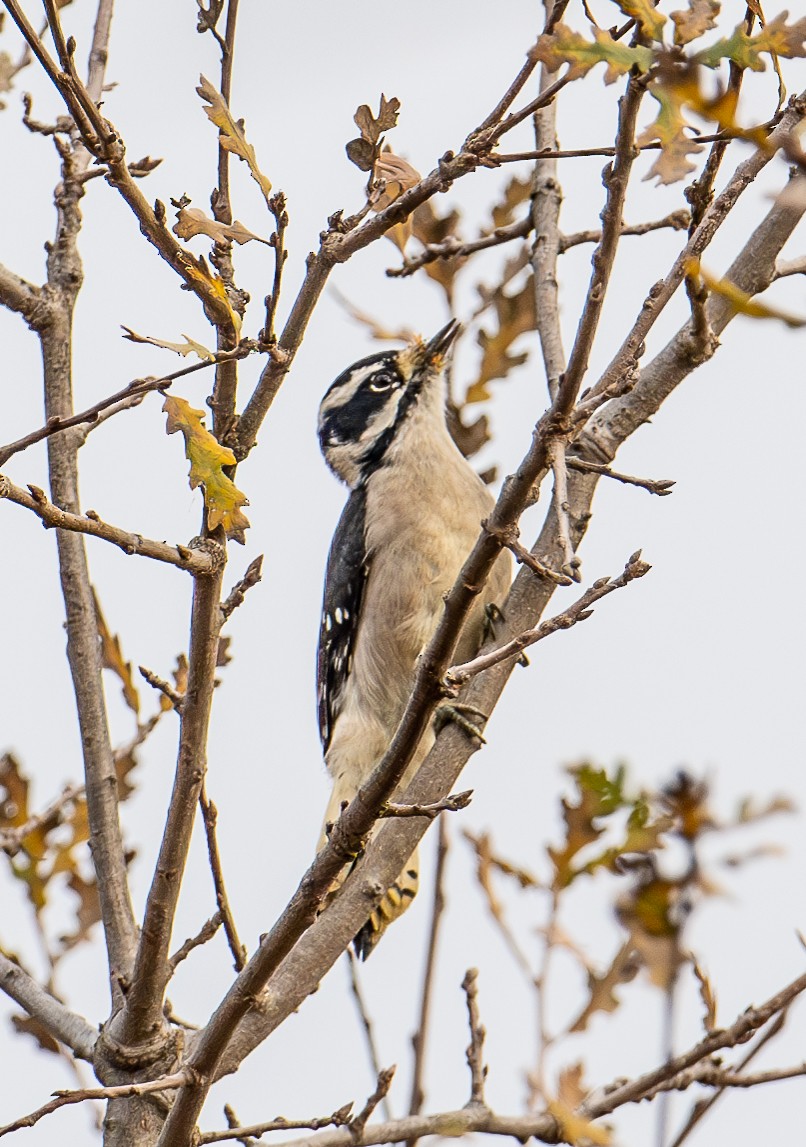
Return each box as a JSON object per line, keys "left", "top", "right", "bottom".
{"left": 58, "top": 871, "right": 101, "bottom": 952}
{"left": 490, "top": 174, "right": 531, "bottom": 230}
{"left": 11, "top": 1014, "right": 60, "bottom": 1055}
{"left": 691, "top": 954, "right": 717, "bottom": 1031}
{"left": 466, "top": 277, "right": 536, "bottom": 403}
{"left": 569, "top": 942, "right": 640, "bottom": 1032}
{"left": 93, "top": 588, "right": 140, "bottom": 717}
{"left": 331, "top": 287, "right": 419, "bottom": 344}
{"left": 173, "top": 206, "right": 269, "bottom": 247}
{"left": 346, "top": 94, "right": 401, "bottom": 171}
{"left": 410, "top": 200, "right": 465, "bottom": 301}
{"left": 671, "top": 0, "right": 721, "bottom": 46}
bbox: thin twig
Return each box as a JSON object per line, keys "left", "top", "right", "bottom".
{"left": 381, "top": 792, "right": 472, "bottom": 820}
{"left": 200, "top": 782, "right": 248, "bottom": 972}
{"left": 0, "top": 345, "right": 255, "bottom": 469}
{"left": 495, "top": 134, "right": 728, "bottom": 164}
{"left": 445, "top": 552, "right": 650, "bottom": 690}
{"left": 199, "top": 1108, "right": 356, "bottom": 1146}
{"left": 350, "top": 1068, "right": 397, "bottom": 1141}
{"left": 220, "top": 555, "right": 264, "bottom": 622}
{"left": 566, "top": 456, "right": 675, "bottom": 496}
{"left": 263, "top": 192, "right": 289, "bottom": 345}
{"left": 0, "top": 475, "right": 219, "bottom": 575}
{"left": 408, "top": 815, "right": 450, "bottom": 1136}
{"left": 169, "top": 913, "right": 223, "bottom": 974}
{"left": 667, "top": 1010, "right": 789, "bottom": 1147}
{"left": 560, "top": 210, "right": 691, "bottom": 252}
{"left": 346, "top": 953, "right": 392, "bottom": 1121}
{"left": 139, "top": 665, "right": 185, "bottom": 712}
{"left": 0, "top": 1070, "right": 192, "bottom": 1139}
{"left": 461, "top": 969, "right": 487, "bottom": 1106}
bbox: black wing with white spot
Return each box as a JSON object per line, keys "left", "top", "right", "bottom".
{"left": 317, "top": 487, "right": 369, "bottom": 752}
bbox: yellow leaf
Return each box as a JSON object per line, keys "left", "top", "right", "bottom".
{"left": 181, "top": 257, "right": 242, "bottom": 340}
{"left": 122, "top": 325, "right": 216, "bottom": 361}
{"left": 533, "top": 24, "right": 653, "bottom": 84}
{"left": 548, "top": 1065, "right": 611, "bottom": 1146}
{"left": 687, "top": 258, "right": 806, "bottom": 326}
{"left": 163, "top": 395, "right": 250, "bottom": 543}
{"left": 613, "top": 0, "right": 666, "bottom": 41}
{"left": 637, "top": 87, "right": 703, "bottom": 185}
{"left": 197, "top": 74, "right": 272, "bottom": 204}
{"left": 691, "top": 955, "right": 718, "bottom": 1031}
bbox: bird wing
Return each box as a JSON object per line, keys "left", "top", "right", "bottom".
{"left": 317, "top": 486, "right": 369, "bottom": 751}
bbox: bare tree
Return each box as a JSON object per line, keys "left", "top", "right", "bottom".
{"left": 1, "top": 2, "right": 806, "bottom": 1146}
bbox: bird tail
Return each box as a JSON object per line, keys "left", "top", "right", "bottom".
{"left": 353, "top": 848, "right": 419, "bottom": 960}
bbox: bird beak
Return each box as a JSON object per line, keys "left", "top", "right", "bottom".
{"left": 423, "top": 319, "right": 461, "bottom": 363}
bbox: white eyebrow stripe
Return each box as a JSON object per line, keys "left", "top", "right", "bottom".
{"left": 319, "top": 364, "right": 378, "bottom": 419}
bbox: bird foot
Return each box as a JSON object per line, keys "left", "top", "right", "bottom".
{"left": 434, "top": 702, "right": 488, "bottom": 744}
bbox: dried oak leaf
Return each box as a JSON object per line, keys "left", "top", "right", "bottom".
{"left": 410, "top": 200, "right": 465, "bottom": 302}
{"left": 548, "top": 1065, "right": 611, "bottom": 1147}
{"left": 532, "top": 24, "right": 653, "bottom": 83}
{"left": 173, "top": 206, "right": 269, "bottom": 247}
{"left": 490, "top": 174, "right": 531, "bottom": 231}
{"left": 613, "top": 0, "right": 667, "bottom": 41}
{"left": 197, "top": 74, "right": 272, "bottom": 204}
{"left": 122, "top": 324, "right": 215, "bottom": 362}
{"left": 467, "top": 277, "right": 536, "bottom": 403}
{"left": 374, "top": 151, "right": 421, "bottom": 251}
{"left": 691, "top": 954, "right": 718, "bottom": 1031}
{"left": 695, "top": 13, "right": 806, "bottom": 70}
{"left": 346, "top": 94, "right": 401, "bottom": 170}
{"left": 163, "top": 395, "right": 250, "bottom": 543}
{"left": 671, "top": 0, "right": 721, "bottom": 46}
{"left": 569, "top": 942, "right": 640, "bottom": 1032}
{"left": 58, "top": 870, "right": 101, "bottom": 952}
{"left": 92, "top": 587, "right": 140, "bottom": 717}
{"left": 11, "top": 1014, "right": 60, "bottom": 1055}
{"left": 616, "top": 866, "right": 687, "bottom": 990}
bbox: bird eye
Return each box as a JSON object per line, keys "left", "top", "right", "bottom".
{"left": 367, "top": 370, "right": 397, "bottom": 393}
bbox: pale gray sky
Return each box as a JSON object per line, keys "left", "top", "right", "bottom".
{"left": 2, "top": 2, "right": 805, "bottom": 1144}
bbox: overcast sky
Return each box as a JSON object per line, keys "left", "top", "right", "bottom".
{"left": 2, "top": 2, "right": 806, "bottom": 1144}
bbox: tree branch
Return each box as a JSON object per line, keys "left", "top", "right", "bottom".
{"left": 116, "top": 565, "right": 225, "bottom": 1047}
{"left": 445, "top": 552, "right": 650, "bottom": 689}
{"left": 0, "top": 1070, "right": 192, "bottom": 1140}
{"left": 0, "top": 952, "right": 98, "bottom": 1062}
{"left": 0, "top": 261, "right": 42, "bottom": 322}
{"left": 0, "top": 344, "right": 255, "bottom": 469}
{"left": 0, "top": 474, "right": 220, "bottom": 574}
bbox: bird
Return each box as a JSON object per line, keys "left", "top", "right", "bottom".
{"left": 316, "top": 320, "right": 511, "bottom": 957}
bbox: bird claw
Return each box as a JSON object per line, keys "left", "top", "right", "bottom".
{"left": 434, "top": 702, "right": 488, "bottom": 744}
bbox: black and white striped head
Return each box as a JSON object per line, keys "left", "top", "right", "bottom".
{"left": 318, "top": 321, "right": 459, "bottom": 488}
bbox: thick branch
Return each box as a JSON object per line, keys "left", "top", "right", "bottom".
{"left": 0, "top": 952, "right": 97, "bottom": 1062}
{"left": 116, "top": 566, "right": 225, "bottom": 1046}
{"left": 0, "top": 262, "right": 42, "bottom": 322}
{"left": 0, "top": 474, "right": 219, "bottom": 574}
